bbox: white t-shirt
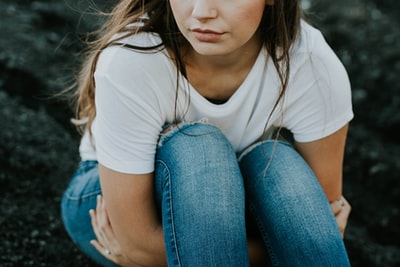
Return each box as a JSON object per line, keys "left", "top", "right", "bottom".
{"left": 79, "top": 21, "right": 354, "bottom": 174}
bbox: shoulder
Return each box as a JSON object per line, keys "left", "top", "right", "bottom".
{"left": 95, "top": 32, "right": 172, "bottom": 81}
{"left": 93, "top": 32, "right": 177, "bottom": 112}
{"left": 281, "top": 21, "right": 353, "bottom": 142}
{"left": 292, "top": 20, "right": 327, "bottom": 54}
{"left": 289, "top": 20, "right": 349, "bottom": 83}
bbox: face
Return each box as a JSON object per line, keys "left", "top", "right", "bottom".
{"left": 169, "top": 0, "right": 269, "bottom": 57}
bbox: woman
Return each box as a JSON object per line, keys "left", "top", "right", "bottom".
{"left": 61, "top": 0, "right": 353, "bottom": 266}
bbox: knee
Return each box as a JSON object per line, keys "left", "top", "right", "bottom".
{"left": 240, "top": 140, "right": 299, "bottom": 163}
{"left": 156, "top": 122, "right": 237, "bottom": 171}
{"left": 155, "top": 123, "right": 246, "bottom": 216}
{"left": 158, "top": 122, "right": 229, "bottom": 149}
{"left": 239, "top": 141, "right": 323, "bottom": 200}
{"left": 240, "top": 140, "right": 313, "bottom": 176}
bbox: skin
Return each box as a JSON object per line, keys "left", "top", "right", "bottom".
{"left": 91, "top": 123, "right": 352, "bottom": 266}
{"left": 89, "top": 0, "right": 351, "bottom": 266}
{"left": 172, "top": 0, "right": 271, "bottom": 102}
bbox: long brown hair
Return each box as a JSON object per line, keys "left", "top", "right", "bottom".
{"left": 71, "top": 0, "right": 302, "bottom": 134}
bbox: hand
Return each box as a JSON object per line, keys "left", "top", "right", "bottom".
{"left": 330, "top": 196, "right": 351, "bottom": 238}
{"left": 90, "top": 195, "right": 138, "bottom": 266}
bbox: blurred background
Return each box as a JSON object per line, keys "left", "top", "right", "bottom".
{"left": 0, "top": 0, "right": 399, "bottom": 266}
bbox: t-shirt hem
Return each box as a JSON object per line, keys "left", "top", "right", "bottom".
{"left": 97, "top": 157, "right": 155, "bottom": 174}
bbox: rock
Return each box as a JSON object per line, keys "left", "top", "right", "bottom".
{"left": 0, "top": 91, "right": 89, "bottom": 266}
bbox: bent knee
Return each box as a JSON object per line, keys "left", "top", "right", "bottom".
{"left": 156, "top": 122, "right": 236, "bottom": 166}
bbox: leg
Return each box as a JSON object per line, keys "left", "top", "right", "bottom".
{"left": 239, "top": 141, "right": 350, "bottom": 267}
{"left": 61, "top": 161, "right": 119, "bottom": 267}
{"left": 154, "top": 123, "right": 250, "bottom": 267}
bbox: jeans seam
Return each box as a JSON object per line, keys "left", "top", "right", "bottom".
{"left": 248, "top": 202, "right": 279, "bottom": 267}
{"left": 158, "top": 159, "right": 183, "bottom": 267}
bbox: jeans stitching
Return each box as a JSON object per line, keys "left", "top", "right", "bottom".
{"left": 248, "top": 202, "right": 279, "bottom": 266}
{"left": 157, "top": 159, "right": 183, "bottom": 267}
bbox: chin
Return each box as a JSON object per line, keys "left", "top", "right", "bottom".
{"left": 191, "top": 44, "right": 233, "bottom": 57}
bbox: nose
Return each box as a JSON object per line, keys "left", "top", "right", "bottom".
{"left": 192, "top": 0, "right": 218, "bottom": 20}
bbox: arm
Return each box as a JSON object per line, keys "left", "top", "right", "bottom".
{"left": 295, "top": 124, "right": 349, "bottom": 202}
{"left": 97, "top": 164, "right": 167, "bottom": 267}
{"left": 91, "top": 190, "right": 268, "bottom": 267}
{"left": 295, "top": 124, "right": 351, "bottom": 237}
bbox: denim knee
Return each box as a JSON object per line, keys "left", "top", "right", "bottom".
{"left": 238, "top": 141, "right": 350, "bottom": 266}
{"left": 238, "top": 140, "right": 325, "bottom": 213}
{"left": 239, "top": 140, "right": 315, "bottom": 181}
{"left": 155, "top": 122, "right": 245, "bottom": 213}
{"left": 157, "top": 121, "right": 227, "bottom": 148}
{"left": 154, "top": 123, "right": 250, "bottom": 266}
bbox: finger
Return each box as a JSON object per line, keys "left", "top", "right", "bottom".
{"left": 90, "top": 196, "right": 111, "bottom": 251}
{"left": 342, "top": 196, "right": 351, "bottom": 211}
{"left": 90, "top": 211, "right": 115, "bottom": 261}
{"left": 90, "top": 209, "right": 110, "bottom": 251}
{"left": 97, "top": 195, "right": 114, "bottom": 248}
{"left": 96, "top": 194, "right": 104, "bottom": 224}
{"left": 330, "top": 199, "right": 344, "bottom": 216}
{"left": 92, "top": 195, "right": 105, "bottom": 241}
{"left": 98, "top": 195, "right": 111, "bottom": 229}
{"left": 337, "top": 197, "right": 351, "bottom": 221}
{"left": 89, "top": 209, "right": 102, "bottom": 241}
{"left": 97, "top": 195, "right": 123, "bottom": 256}
{"left": 96, "top": 196, "right": 113, "bottom": 241}
{"left": 97, "top": 197, "right": 124, "bottom": 255}
{"left": 335, "top": 197, "right": 351, "bottom": 238}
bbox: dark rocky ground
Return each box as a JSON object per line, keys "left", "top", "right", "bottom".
{"left": 0, "top": 0, "right": 399, "bottom": 266}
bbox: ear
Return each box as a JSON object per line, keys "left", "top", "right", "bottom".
{"left": 265, "top": 0, "right": 274, "bottom": 6}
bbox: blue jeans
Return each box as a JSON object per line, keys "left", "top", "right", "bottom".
{"left": 61, "top": 123, "right": 350, "bottom": 267}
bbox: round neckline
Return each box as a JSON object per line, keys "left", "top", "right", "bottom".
{"left": 185, "top": 47, "right": 266, "bottom": 110}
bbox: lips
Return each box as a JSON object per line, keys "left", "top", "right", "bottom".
{"left": 191, "top": 28, "right": 224, "bottom": 42}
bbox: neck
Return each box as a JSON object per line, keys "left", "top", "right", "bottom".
{"left": 178, "top": 35, "right": 263, "bottom": 102}
{"left": 184, "top": 35, "right": 263, "bottom": 74}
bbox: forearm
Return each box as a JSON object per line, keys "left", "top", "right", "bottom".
{"left": 122, "top": 225, "right": 167, "bottom": 267}
{"left": 295, "top": 125, "right": 349, "bottom": 203}
{"left": 318, "top": 175, "right": 342, "bottom": 202}
{"left": 98, "top": 165, "right": 167, "bottom": 267}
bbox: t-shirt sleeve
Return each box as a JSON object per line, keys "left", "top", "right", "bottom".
{"left": 92, "top": 46, "right": 168, "bottom": 174}
{"left": 281, "top": 28, "right": 354, "bottom": 142}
